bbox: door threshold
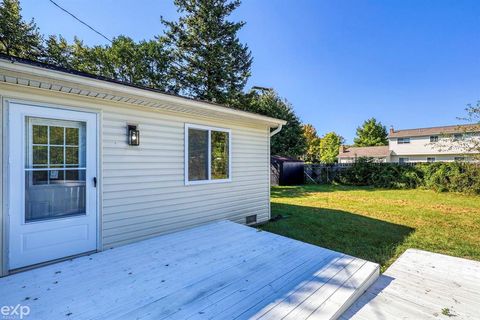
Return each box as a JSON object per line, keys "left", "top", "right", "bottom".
{"left": 8, "top": 250, "right": 98, "bottom": 275}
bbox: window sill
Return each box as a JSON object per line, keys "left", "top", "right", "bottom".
{"left": 185, "top": 178, "right": 232, "bottom": 186}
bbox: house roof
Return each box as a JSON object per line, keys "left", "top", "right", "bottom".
{"left": 389, "top": 124, "right": 479, "bottom": 138}
{"left": 0, "top": 54, "right": 286, "bottom": 127}
{"left": 338, "top": 145, "right": 390, "bottom": 158}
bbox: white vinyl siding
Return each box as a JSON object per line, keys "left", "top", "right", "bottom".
{"left": 0, "top": 86, "right": 271, "bottom": 258}
{"left": 102, "top": 109, "right": 269, "bottom": 248}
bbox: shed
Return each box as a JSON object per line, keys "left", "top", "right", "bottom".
{"left": 0, "top": 54, "right": 286, "bottom": 276}
{"left": 271, "top": 155, "right": 305, "bottom": 186}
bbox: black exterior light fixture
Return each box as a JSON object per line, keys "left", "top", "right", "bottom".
{"left": 127, "top": 124, "right": 140, "bottom": 146}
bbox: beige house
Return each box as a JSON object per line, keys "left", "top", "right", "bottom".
{"left": 389, "top": 125, "right": 479, "bottom": 163}
{"left": 0, "top": 55, "right": 285, "bottom": 276}
{"left": 338, "top": 145, "right": 391, "bottom": 163}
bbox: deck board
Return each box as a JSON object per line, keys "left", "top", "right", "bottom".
{"left": 0, "top": 221, "right": 379, "bottom": 320}
{"left": 342, "top": 249, "right": 480, "bottom": 319}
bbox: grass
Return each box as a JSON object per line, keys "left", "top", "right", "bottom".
{"left": 260, "top": 184, "right": 480, "bottom": 271}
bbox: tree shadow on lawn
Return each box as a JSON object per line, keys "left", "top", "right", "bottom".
{"left": 261, "top": 203, "right": 415, "bottom": 270}
{"left": 271, "top": 184, "right": 380, "bottom": 199}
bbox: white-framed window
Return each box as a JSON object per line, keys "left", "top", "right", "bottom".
{"left": 430, "top": 136, "right": 439, "bottom": 143}
{"left": 427, "top": 157, "right": 435, "bottom": 163}
{"left": 453, "top": 133, "right": 464, "bottom": 141}
{"left": 397, "top": 137, "right": 410, "bottom": 144}
{"left": 399, "top": 157, "right": 409, "bottom": 164}
{"left": 185, "top": 124, "right": 231, "bottom": 185}
{"left": 454, "top": 156, "right": 465, "bottom": 162}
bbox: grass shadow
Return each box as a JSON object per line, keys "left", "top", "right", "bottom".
{"left": 261, "top": 202, "right": 414, "bottom": 269}
{"left": 271, "top": 184, "right": 381, "bottom": 199}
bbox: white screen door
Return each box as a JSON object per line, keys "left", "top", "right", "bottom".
{"left": 8, "top": 103, "right": 98, "bottom": 269}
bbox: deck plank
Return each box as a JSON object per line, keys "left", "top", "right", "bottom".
{"left": 0, "top": 221, "right": 379, "bottom": 320}
{"left": 342, "top": 249, "right": 480, "bottom": 319}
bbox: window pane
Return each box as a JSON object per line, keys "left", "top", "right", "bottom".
{"left": 33, "top": 125, "right": 48, "bottom": 144}
{"left": 50, "top": 126, "right": 64, "bottom": 145}
{"left": 32, "top": 170, "right": 48, "bottom": 185}
{"left": 211, "top": 131, "right": 229, "bottom": 180}
{"left": 66, "top": 147, "right": 79, "bottom": 165}
{"left": 65, "top": 169, "right": 85, "bottom": 181}
{"left": 50, "top": 146, "right": 64, "bottom": 166}
{"left": 25, "top": 170, "right": 86, "bottom": 222}
{"left": 49, "top": 169, "right": 64, "bottom": 184}
{"left": 33, "top": 146, "right": 48, "bottom": 166}
{"left": 188, "top": 128, "right": 208, "bottom": 181}
{"left": 66, "top": 127, "right": 79, "bottom": 145}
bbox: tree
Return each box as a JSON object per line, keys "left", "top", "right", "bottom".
{"left": 319, "top": 132, "right": 344, "bottom": 164}
{"left": 44, "top": 35, "right": 73, "bottom": 68}
{"left": 237, "top": 90, "right": 306, "bottom": 158}
{"left": 302, "top": 124, "right": 321, "bottom": 163}
{"left": 0, "top": 0, "right": 43, "bottom": 58}
{"left": 353, "top": 118, "right": 388, "bottom": 147}
{"left": 434, "top": 101, "right": 480, "bottom": 157}
{"left": 160, "top": 0, "right": 252, "bottom": 105}
{"left": 44, "top": 35, "right": 174, "bottom": 92}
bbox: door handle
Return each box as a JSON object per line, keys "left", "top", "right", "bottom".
{"left": 93, "top": 177, "right": 97, "bottom": 188}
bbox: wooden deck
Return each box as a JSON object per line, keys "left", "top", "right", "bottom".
{"left": 342, "top": 249, "right": 480, "bottom": 319}
{"left": 0, "top": 221, "right": 379, "bottom": 320}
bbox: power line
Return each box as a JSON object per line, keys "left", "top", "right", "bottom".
{"left": 48, "top": 0, "right": 112, "bottom": 43}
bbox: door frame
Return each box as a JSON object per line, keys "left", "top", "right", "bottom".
{"left": 1, "top": 98, "right": 102, "bottom": 275}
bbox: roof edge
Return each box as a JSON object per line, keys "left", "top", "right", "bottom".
{"left": 0, "top": 54, "right": 286, "bottom": 126}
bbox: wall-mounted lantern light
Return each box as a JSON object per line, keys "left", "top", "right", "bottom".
{"left": 127, "top": 124, "right": 140, "bottom": 146}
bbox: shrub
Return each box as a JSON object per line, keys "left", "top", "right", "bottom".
{"left": 335, "top": 158, "right": 480, "bottom": 194}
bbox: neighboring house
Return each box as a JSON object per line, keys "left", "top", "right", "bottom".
{"left": 338, "top": 145, "right": 391, "bottom": 163}
{"left": 389, "top": 125, "right": 479, "bottom": 163}
{"left": 0, "top": 54, "right": 286, "bottom": 276}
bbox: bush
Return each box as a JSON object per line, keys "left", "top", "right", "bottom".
{"left": 335, "top": 158, "right": 480, "bottom": 194}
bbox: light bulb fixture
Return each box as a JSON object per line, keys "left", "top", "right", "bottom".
{"left": 127, "top": 124, "right": 140, "bottom": 146}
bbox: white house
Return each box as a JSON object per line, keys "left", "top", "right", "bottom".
{"left": 389, "top": 125, "right": 479, "bottom": 163}
{"left": 339, "top": 125, "right": 479, "bottom": 164}
{"left": 0, "top": 55, "right": 286, "bottom": 276}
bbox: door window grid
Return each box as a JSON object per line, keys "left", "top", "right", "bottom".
{"left": 27, "top": 121, "right": 86, "bottom": 185}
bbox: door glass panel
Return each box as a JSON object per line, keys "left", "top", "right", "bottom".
{"left": 25, "top": 117, "right": 87, "bottom": 223}
{"left": 66, "top": 147, "right": 79, "bottom": 166}
{"left": 66, "top": 127, "right": 79, "bottom": 145}
{"left": 50, "top": 146, "right": 64, "bottom": 166}
{"left": 32, "top": 146, "right": 48, "bottom": 166}
{"left": 49, "top": 126, "right": 64, "bottom": 145}
{"left": 32, "top": 125, "right": 48, "bottom": 144}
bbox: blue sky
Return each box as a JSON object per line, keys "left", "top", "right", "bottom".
{"left": 21, "top": 0, "right": 480, "bottom": 143}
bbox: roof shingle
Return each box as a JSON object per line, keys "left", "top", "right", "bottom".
{"left": 389, "top": 124, "right": 479, "bottom": 138}
{"left": 338, "top": 145, "right": 390, "bottom": 158}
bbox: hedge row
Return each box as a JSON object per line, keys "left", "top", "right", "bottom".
{"left": 334, "top": 158, "right": 480, "bottom": 194}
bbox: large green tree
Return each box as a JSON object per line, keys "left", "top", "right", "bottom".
{"left": 319, "top": 132, "right": 344, "bottom": 164}
{"left": 237, "top": 90, "right": 306, "bottom": 158}
{"left": 353, "top": 117, "right": 388, "bottom": 147}
{"left": 302, "top": 124, "right": 321, "bottom": 163}
{"left": 0, "top": 0, "right": 43, "bottom": 58}
{"left": 44, "top": 35, "right": 174, "bottom": 91}
{"left": 161, "top": 0, "right": 252, "bottom": 104}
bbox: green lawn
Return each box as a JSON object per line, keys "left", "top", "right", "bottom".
{"left": 261, "top": 185, "right": 480, "bottom": 271}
